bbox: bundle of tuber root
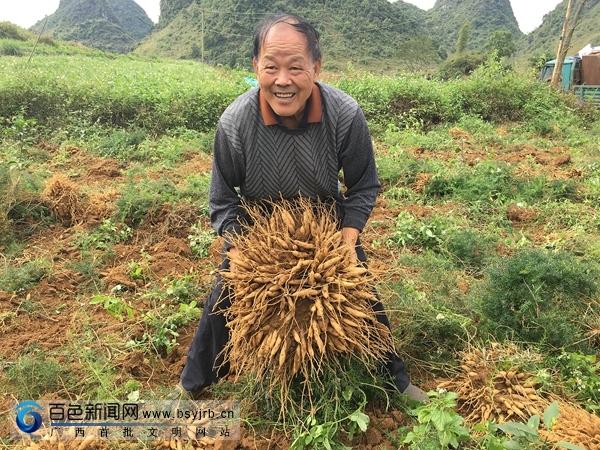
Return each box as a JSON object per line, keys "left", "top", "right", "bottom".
{"left": 438, "top": 344, "right": 600, "bottom": 448}
{"left": 438, "top": 344, "right": 547, "bottom": 424}
{"left": 219, "top": 199, "right": 394, "bottom": 401}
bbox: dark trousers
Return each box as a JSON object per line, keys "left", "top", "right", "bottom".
{"left": 181, "top": 243, "right": 410, "bottom": 393}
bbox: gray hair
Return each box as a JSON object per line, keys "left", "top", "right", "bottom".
{"left": 252, "top": 13, "right": 321, "bottom": 62}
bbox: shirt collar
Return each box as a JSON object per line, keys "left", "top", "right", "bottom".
{"left": 258, "top": 83, "right": 323, "bottom": 126}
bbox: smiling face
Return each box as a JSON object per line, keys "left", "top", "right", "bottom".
{"left": 253, "top": 22, "right": 321, "bottom": 127}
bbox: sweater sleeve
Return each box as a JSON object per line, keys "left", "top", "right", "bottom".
{"left": 338, "top": 107, "right": 381, "bottom": 231}
{"left": 209, "top": 122, "right": 247, "bottom": 247}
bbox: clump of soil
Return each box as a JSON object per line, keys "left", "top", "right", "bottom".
{"left": 149, "top": 251, "right": 194, "bottom": 279}
{"left": 152, "top": 237, "right": 192, "bottom": 257}
{"left": 412, "top": 172, "right": 432, "bottom": 193}
{"left": 149, "top": 202, "right": 201, "bottom": 238}
{"left": 87, "top": 159, "right": 122, "bottom": 179}
{"left": 506, "top": 204, "right": 537, "bottom": 223}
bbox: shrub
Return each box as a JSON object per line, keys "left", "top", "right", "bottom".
{"left": 438, "top": 52, "right": 487, "bottom": 79}
{"left": 391, "top": 280, "right": 474, "bottom": 362}
{"left": 0, "top": 259, "right": 50, "bottom": 293}
{"left": 444, "top": 229, "right": 494, "bottom": 272}
{"left": 0, "top": 41, "right": 23, "bottom": 56}
{"left": 0, "top": 22, "right": 29, "bottom": 40}
{"left": 6, "top": 353, "right": 68, "bottom": 399}
{"left": 479, "top": 250, "right": 597, "bottom": 348}
{"left": 116, "top": 178, "right": 179, "bottom": 226}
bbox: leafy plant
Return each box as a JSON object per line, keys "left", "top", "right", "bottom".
{"left": 90, "top": 295, "right": 134, "bottom": 321}
{"left": 77, "top": 218, "right": 132, "bottom": 252}
{"left": 554, "top": 352, "right": 600, "bottom": 411}
{"left": 188, "top": 223, "right": 214, "bottom": 258}
{"left": 387, "top": 212, "right": 453, "bottom": 250}
{"left": 401, "top": 390, "right": 470, "bottom": 449}
{"left": 164, "top": 275, "right": 203, "bottom": 304}
{"left": 137, "top": 301, "right": 201, "bottom": 355}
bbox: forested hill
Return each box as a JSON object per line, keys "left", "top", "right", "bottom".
{"left": 518, "top": 0, "right": 600, "bottom": 60}
{"left": 134, "top": 0, "right": 442, "bottom": 70}
{"left": 427, "top": 0, "right": 522, "bottom": 57}
{"left": 31, "top": 0, "right": 153, "bottom": 54}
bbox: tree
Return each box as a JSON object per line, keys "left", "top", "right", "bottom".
{"left": 486, "top": 29, "right": 516, "bottom": 59}
{"left": 455, "top": 21, "right": 471, "bottom": 55}
{"left": 551, "top": 0, "right": 588, "bottom": 88}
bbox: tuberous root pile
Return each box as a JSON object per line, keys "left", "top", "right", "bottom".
{"left": 437, "top": 345, "right": 546, "bottom": 423}
{"left": 220, "top": 199, "right": 394, "bottom": 397}
{"left": 540, "top": 402, "right": 600, "bottom": 449}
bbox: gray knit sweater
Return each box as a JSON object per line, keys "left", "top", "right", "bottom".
{"left": 209, "top": 82, "right": 380, "bottom": 239}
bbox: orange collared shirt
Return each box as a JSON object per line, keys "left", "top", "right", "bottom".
{"left": 258, "top": 83, "right": 323, "bottom": 126}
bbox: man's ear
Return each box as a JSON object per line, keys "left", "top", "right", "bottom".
{"left": 313, "top": 59, "right": 322, "bottom": 79}
{"left": 252, "top": 57, "right": 259, "bottom": 75}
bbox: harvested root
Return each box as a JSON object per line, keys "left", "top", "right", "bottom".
{"left": 41, "top": 174, "right": 88, "bottom": 225}
{"left": 437, "top": 344, "right": 547, "bottom": 424}
{"left": 220, "top": 198, "right": 394, "bottom": 409}
{"left": 541, "top": 402, "right": 600, "bottom": 450}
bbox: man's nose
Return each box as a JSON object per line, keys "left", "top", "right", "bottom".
{"left": 275, "top": 69, "right": 292, "bottom": 86}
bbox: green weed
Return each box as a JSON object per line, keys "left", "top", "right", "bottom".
{"left": 0, "top": 259, "right": 50, "bottom": 293}
{"left": 116, "top": 178, "right": 178, "bottom": 226}
{"left": 134, "top": 301, "right": 201, "bottom": 355}
{"left": 188, "top": 224, "right": 215, "bottom": 258}
{"left": 400, "top": 390, "right": 470, "bottom": 449}
{"left": 478, "top": 250, "right": 598, "bottom": 349}
{"left": 553, "top": 352, "right": 600, "bottom": 412}
{"left": 90, "top": 295, "right": 134, "bottom": 321}
{"left": 6, "top": 352, "right": 69, "bottom": 399}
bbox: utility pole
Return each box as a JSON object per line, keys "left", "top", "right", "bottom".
{"left": 201, "top": 9, "right": 205, "bottom": 64}
{"left": 551, "top": 0, "right": 588, "bottom": 89}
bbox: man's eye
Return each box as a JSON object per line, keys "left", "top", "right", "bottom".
{"left": 290, "top": 67, "right": 302, "bottom": 72}
{"left": 265, "top": 66, "right": 276, "bottom": 71}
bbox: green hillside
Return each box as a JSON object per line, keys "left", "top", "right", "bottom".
{"left": 427, "top": 0, "right": 523, "bottom": 57}
{"left": 135, "top": 0, "right": 441, "bottom": 71}
{"left": 0, "top": 21, "right": 109, "bottom": 57}
{"left": 30, "top": 0, "right": 153, "bottom": 54}
{"left": 519, "top": 0, "right": 600, "bottom": 60}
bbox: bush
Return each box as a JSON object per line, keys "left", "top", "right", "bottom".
{"left": 0, "top": 41, "right": 23, "bottom": 56}
{"left": 116, "top": 178, "right": 179, "bottom": 226}
{"left": 0, "top": 259, "right": 50, "bottom": 293}
{"left": 394, "top": 294, "right": 474, "bottom": 362}
{"left": 387, "top": 212, "right": 455, "bottom": 250}
{"left": 438, "top": 52, "right": 487, "bottom": 79}
{"left": 6, "top": 353, "right": 68, "bottom": 399}
{"left": 479, "top": 250, "right": 598, "bottom": 348}
{"left": 444, "top": 229, "right": 494, "bottom": 272}
{"left": 0, "top": 22, "right": 29, "bottom": 40}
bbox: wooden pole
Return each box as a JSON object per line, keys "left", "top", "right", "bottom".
{"left": 551, "top": 0, "right": 574, "bottom": 88}
{"left": 201, "top": 9, "right": 205, "bottom": 64}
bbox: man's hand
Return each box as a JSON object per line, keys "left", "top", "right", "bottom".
{"left": 341, "top": 227, "right": 359, "bottom": 265}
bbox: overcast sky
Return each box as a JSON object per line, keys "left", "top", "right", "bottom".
{"left": 1, "top": 0, "right": 563, "bottom": 34}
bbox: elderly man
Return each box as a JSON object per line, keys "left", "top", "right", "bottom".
{"left": 175, "top": 13, "right": 427, "bottom": 402}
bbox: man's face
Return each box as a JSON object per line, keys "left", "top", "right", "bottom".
{"left": 253, "top": 22, "right": 321, "bottom": 123}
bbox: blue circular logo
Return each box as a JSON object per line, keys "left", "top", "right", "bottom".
{"left": 15, "top": 401, "right": 43, "bottom": 433}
